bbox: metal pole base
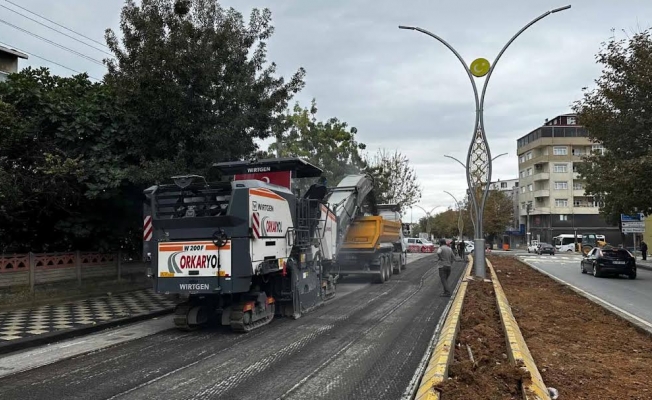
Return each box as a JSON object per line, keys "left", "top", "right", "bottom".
{"left": 473, "top": 239, "right": 486, "bottom": 278}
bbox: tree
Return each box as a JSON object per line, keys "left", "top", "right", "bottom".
{"left": 572, "top": 29, "right": 652, "bottom": 218}
{"left": 0, "top": 68, "right": 137, "bottom": 252}
{"left": 267, "top": 99, "right": 367, "bottom": 185}
{"left": 481, "top": 190, "right": 514, "bottom": 241}
{"left": 365, "top": 149, "right": 422, "bottom": 212}
{"left": 459, "top": 187, "right": 512, "bottom": 242}
{"left": 104, "top": 0, "right": 305, "bottom": 184}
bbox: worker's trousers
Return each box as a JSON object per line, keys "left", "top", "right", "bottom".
{"left": 439, "top": 265, "right": 452, "bottom": 295}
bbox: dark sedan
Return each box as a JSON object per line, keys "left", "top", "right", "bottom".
{"left": 580, "top": 247, "right": 636, "bottom": 279}
{"left": 537, "top": 243, "right": 555, "bottom": 255}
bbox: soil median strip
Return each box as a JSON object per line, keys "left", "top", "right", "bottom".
{"left": 489, "top": 255, "right": 652, "bottom": 400}
{"left": 488, "top": 259, "right": 551, "bottom": 400}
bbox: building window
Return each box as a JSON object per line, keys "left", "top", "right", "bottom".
{"left": 567, "top": 116, "right": 577, "bottom": 125}
{"left": 526, "top": 151, "right": 533, "bottom": 160}
{"left": 520, "top": 170, "right": 525, "bottom": 178}
{"left": 572, "top": 163, "right": 581, "bottom": 173}
{"left": 553, "top": 163, "right": 568, "bottom": 173}
{"left": 527, "top": 168, "right": 533, "bottom": 176}
{"left": 574, "top": 200, "right": 581, "bottom": 207}
{"left": 555, "top": 199, "right": 569, "bottom": 207}
{"left": 553, "top": 146, "right": 568, "bottom": 156}
{"left": 554, "top": 181, "right": 568, "bottom": 190}
{"left": 573, "top": 182, "right": 583, "bottom": 190}
{"left": 527, "top": 184, "right": 533, "bottom": 192}
{"left": 521, "top": 202, "right": 526, "bottom": 210}
{"left": 592, "top": 143, "right": 605, "bottom": 155}
{"left": 559, "top": 214, "right": 568, "bottom": 221}
{"left": 500, "top": 182, "right": 507, "bottom": 189}
{"left": 521, "top": 187, "right": 525, "bottom": 194}
{"left": 519, "top": 155, "right": 525, "bottom": 163}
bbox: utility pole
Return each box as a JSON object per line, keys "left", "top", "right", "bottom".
{"left": 526, "top": 203, "right": 532, "bottom": 246}
{"left": 400, "top": 5, "right": 571, "bottom": 278}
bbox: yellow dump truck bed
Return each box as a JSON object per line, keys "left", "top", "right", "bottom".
{"left": 341, "top": 216, "right": 402, "bottom": 250}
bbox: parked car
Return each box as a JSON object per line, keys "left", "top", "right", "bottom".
{"left": 537, "top": 243, "right": 555, "bottom": 255}
{"left": 464, "top": 240, "right": 474, "bottom": 253}
{"left": 527, "top": 240, "right": 540, "bottom": 253}
{"left": 580, "top": 247, "right": 636, "bottom": 279}
{"left": 404, "top": 237, "right": 436, "bottom": 253}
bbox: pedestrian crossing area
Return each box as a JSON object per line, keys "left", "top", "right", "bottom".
{"left": 0, "top": 289, "right": 177, "bottom": 342}
{"left": 517, "top": 254, "right": 583, "bottom": 265}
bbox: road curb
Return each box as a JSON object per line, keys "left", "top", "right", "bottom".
{"left": 487, "top": 259, "right": 550, "bottom": 400}
{"left": 410, "top": 257, "right": 473, "bottom": 400}
{"left": 0, "top": 307, "right": 174, "bottom": 356}
{"left": 516, "top": 257, "right": 652, "bottom": 337}
{"left": 636, "top": 262, "right": 652, "bottom": 272}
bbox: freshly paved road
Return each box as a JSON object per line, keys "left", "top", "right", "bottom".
{"left": 0, "top": 253, "right": 464, "bottom": 400}
{"left": 516, "top": 253, "right": 652, "bottom": 329}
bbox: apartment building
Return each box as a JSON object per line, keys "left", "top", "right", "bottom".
{"left": 0, "top": 45, "right": 28, "bottom": 82}
{"left": 516, "top": 114, "right": 619, "bottom": 244}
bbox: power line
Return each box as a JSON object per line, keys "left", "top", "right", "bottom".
{"left": 0, "top": 4, "right": 113, "bottom": 57}
{"left": 0, "top": 41, "right": 102, "bottom": 81}
{"left": 4, "top": 0, "right": 109, "bottom": 50}
{"left": 0, "top": 17, "right": 105, "bottom": 66}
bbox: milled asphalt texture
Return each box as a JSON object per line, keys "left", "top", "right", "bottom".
{"left": 0, "top": 254, "right": 464, "bottom": 400}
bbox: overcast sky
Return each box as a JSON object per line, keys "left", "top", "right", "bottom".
{"left": 2, "top": 0, "right": 651, "bottom": 222}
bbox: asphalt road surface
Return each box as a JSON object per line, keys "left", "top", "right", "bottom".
{"left": 517, "top": 253, "right": 652, "bottom": 329}
{"left": 0, "top": 254, "right": 464, "bottom": 400}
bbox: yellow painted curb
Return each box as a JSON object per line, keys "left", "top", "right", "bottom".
{"left": 487, "top": 259, "right": 551, "bottom": 400}
{"left": 414, "top": 256, "right": 474, "bottom": 400}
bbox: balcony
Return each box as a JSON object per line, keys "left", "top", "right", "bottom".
{"left": 532, "top": 172, "right": 549, "bottom": 181}
{"left": 573, "top": 189, "right": 585, "bottom": 197}
{"left": 533, "top": 190, "right": 549, "bottom": 198}
{"left": 529, "top": 207, "right": 550, "bottom": 215}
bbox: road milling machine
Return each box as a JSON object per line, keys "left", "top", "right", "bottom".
{"left": 142, "top": 157, "right": 404, "bottom": 333}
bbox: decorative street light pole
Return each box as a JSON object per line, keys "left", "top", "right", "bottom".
{"left": 443, "top": 191, "right": 464, "bottom": 240}
{"left": 443, "top": 153, "right": 507, "bottom": 243}
{"left": 414, "top": 205, "right": 446, "bottom": 240}
{"left": 399, "top": 5, "right": 571, "bottom": 278}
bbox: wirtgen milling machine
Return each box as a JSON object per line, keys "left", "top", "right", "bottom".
{"left": 142, "top": 157, "right": 390, "bottom": 332}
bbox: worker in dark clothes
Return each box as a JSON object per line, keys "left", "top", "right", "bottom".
{"left": 304, "top": 176, "right": 328, "bottom": 238}
{"left": 641, "top": 241, "right": 648, "bottom": 261}
{"left": 458, "top": 241, "right": 465, "bottom": 260}
{"left": 304, "top": 176, "right": 328, "bottom": 201}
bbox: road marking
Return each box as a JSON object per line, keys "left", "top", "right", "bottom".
{"left": 519, "top": 259, "right": 652, "bottom": 334}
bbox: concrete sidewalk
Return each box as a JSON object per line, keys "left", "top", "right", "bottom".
{"left": 637, "top": 258, "right": 652, "bottom": 272}
{"left": 0, "top": 289, "right": 177, "bottom": 355}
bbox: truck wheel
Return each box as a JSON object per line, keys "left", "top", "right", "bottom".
{"left": 376, "top": 257, "right": 386, "bottom": 284}
{"left": 388, "top": 255, "right": 394, "bottom": 276}
{"left": 392, "top": 253, "right": 401, "bottom": 274}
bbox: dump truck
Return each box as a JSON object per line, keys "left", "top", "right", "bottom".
{"left": 335, "top": 204, "right": 407, "bottom": 283}
{"left": 142, "top": 157, "right": 381, "bottom": 332}
{"left": 581, "top": 233, "right": 608, "bottom": 255}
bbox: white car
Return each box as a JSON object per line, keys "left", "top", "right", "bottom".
{"left": 464, "top": 240, "right": 474, "bottom": 253}
{"left": 527, "top": 241, "right": 540, "bottom": 253}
